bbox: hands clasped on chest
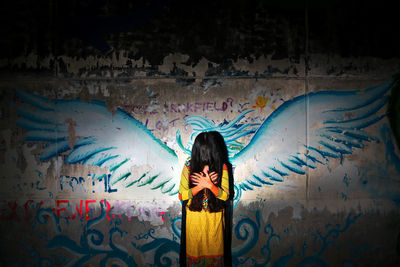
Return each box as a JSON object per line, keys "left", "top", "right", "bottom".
{"left": 190, "top": 165, "right": 219, "bottom": 196}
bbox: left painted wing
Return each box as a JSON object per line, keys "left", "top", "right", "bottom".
{"left": 232, "top": 80, "right": 393, "bottom": 192}
{"left": 14, "top": 90, "right": 180, "bottom": 195}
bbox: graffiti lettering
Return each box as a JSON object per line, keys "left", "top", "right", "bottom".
{"left": 0, "top": 200, "right": 19, "bottom": 221}
{"left": 168, "top": 100, "right": 230, "bottom": 113}
{"left": 85, "top": 200, "right": 96, "bottom": 220}
{"left": 111, "top": 200, "right": 167, "bottom": 225}
{"left": 124, "top": 104, "right": 159, "bottom": 115}
{"left": 100, "top": 199, "right": 111, "bottom": 221}
{"left": 75, "top": 200, "right": 83, "bottom": 220}
{"left": 133, "top": 99, "right": 234, "bottom": 118}
{"left": 1, "top": 199, "right": 167, "bottom": 223}
{"left": 138, "top": 98, "right": 236, "bottom": 134}
{"left": 24, "top": 200, "right": 34, "bottom": 221}
{"left": 145, "top": 117, "right": 181, "bottom": 133}
{"left": 15, "top": 170, "right": 47, "bottom": 192}
{"left": 98, "top": 174, "right": 117, "bottom": 193}
{"left": 56, "top": 200, "right": 69, "bottom": 218}
{"left": 59, "top": 175, "right": 86, "bottom": 192}
{"left": 134, "top": 228, "right": 155, "bottom": 240}
{"left": 59, "top": 174, "right": 117, "bottom": 194}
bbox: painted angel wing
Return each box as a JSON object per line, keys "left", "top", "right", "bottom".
{"left": 14, "top": 90, "right": 180, "bottom": 195}
{"left": 232, "top": 80, "right": 393, "bottom": 192}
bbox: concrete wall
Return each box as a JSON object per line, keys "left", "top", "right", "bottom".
{"left": 1, "top": 1, "right": 400, "bottom": 266}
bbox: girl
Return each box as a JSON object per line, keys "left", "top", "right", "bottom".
{"left": 179, "top": 131, "right": 232, "bottom": 267}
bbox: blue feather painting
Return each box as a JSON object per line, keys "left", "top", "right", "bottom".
{"left": 13, "top": 80, "right": 397, "bottom": 202}
{"left": 15, "top": 90, "right": 181, "bottom": 196}
{"left": 231, "top": 81, "right": 392, "bottom": 194}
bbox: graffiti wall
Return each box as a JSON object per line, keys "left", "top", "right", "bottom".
{"left": 1, "top": 0, "right": 400, "bottom": 265}
{"left": 0, "top": 76, "right": 399, "bottom": 266}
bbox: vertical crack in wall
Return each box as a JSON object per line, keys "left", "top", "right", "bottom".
{"left": 304, "top": 0, "right": 310, "bottom": 201}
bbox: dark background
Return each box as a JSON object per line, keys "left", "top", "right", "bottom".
{"left": 1, "top": 0, "right": 398, "bottom": 70}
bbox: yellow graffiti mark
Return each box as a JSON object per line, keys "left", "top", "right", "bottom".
{"left": 252, "top": 96, "right": 269, "bottom": 112}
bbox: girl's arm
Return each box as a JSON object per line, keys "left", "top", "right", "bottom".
{"left": 191, "top": 164, "right": 229, "bottom": 200}
{"left": 178, "top": 164, "right": 193, "bottom": 201}
{"left": 191, "top": 184, "right": 204, "bottom": 196}
{"left": 216, "top": 164, "right": 229, "bottom": 201}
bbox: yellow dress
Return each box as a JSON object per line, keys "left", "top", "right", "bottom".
{"left": 179, "top": 160, "right": 229, "bottom": 267}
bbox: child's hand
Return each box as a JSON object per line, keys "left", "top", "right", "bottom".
{"left": 191, "top": 172, "right": 213, "bottom": 189}
{"left": 209, "top": 172, "right": 219, "bottom": 184}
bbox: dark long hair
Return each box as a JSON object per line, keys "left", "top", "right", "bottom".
{"left": 188, "top": 131, "right": 229, "bottom": 212}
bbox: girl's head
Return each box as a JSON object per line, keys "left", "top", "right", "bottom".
{"left": 190, "top": 131, "right": 228, "bottom": 174}
{"left": 189, "top": 131, "right": 229, "bottom": 212}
